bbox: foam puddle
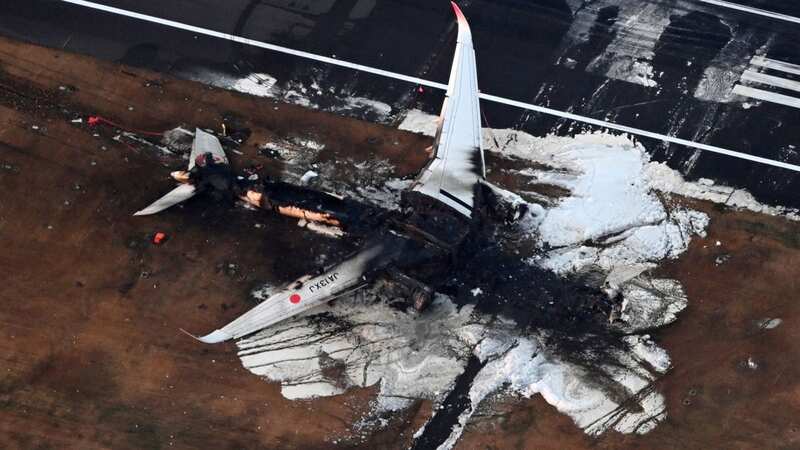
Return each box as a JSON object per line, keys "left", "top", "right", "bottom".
{"left": 239, "top": 295, "right": 479, "bottom": 409}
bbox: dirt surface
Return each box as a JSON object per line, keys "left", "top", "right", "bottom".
{"left": 1, "top": 36, "right": 800, "bottom": 450}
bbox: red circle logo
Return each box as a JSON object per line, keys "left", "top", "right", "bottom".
{"left": 289, "top": 294, "right": 301, "bottom": 304}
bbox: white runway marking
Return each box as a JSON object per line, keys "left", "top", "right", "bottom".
{"left": 480, "top": 93, "right": 800, "bottom": 171}
{"left": 734, "top": 57, "right": 800, "bottom": 109}
{"left": 751, "top": 56, "right": 800, "bottom": 77}
{"left": 740, "top": 70, "right": 800, "bottom": 94}
{"left": 733, "top": 85, "right": 800, "bottom": 109}
{"left": 699, "top": 0, "right": 800, "bottom": 25}
{"left": 60, "top": 0, "right": 800, "bottom": 172}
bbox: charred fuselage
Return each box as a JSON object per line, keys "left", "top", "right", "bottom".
{"left": 247, "top": 178, "right": 616, "bottom": 334}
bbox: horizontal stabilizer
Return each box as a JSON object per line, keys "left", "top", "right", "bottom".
{"left": 133, "top": 183, "right": 196, "bottom": 216}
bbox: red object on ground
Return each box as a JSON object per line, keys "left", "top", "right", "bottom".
{"left": 289, "top": 294, "right": 301, "bottom": 304}
{"left": 85, "top": 115, "right": 163, "bottom": 136}
{"left": 153, "top": 232, "right": 167, "bottom": 245}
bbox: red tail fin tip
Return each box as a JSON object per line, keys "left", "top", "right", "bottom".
{"left": 451, "top": 2, "right": 466, "bottom": 22}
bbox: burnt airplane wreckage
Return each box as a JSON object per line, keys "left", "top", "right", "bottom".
{"left": 135, "top": 3, "right": 624, "bottom": 350}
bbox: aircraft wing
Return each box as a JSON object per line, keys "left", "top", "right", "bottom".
{"left": 188, "top": 128, "right": 228, "bottom": 170}
{"left": 412, "top": 2, "right": 485, "bottom": 218}
{"left": 193, "top": 242, "right": 395, "bottom": 343}
{"left": 133, "top": 183, "right": 196, "bottom": 216}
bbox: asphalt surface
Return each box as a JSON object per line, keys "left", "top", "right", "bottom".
{"left": 2, "top": 0, "right": 800, "bottom": 207}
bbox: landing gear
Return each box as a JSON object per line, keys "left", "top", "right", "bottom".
{"left": 384, "top": 268, "right": 436, "bottom": 312}
{"left": 411, "top": 287, "right": 433, "bottom": 312}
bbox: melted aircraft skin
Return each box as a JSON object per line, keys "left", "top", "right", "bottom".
{"left": 257, "top": 180, "right": 384, "bottom": 232}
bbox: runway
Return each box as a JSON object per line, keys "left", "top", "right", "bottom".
{"left": 2, "top": 0, "right": 800, "bottom": 206}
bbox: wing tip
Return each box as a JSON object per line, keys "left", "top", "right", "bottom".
{"left": 181, "top": 328, "right": 232, "bottom": 344}
{"left": 451, "top": 2, "right": 467, "bottom": 24}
